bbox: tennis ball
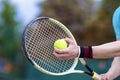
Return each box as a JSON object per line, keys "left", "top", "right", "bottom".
{"left": 54, "top": 39, "right": 68, "bottom": 49}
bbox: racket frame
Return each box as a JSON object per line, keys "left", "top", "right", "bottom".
{"left": 22, "top": 17, "right": 79, "bottom": 76}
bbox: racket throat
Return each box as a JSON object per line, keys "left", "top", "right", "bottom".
{"left": 84, "top": 65, "right": 95, "bottom": 77}
{"left": 85, "top": 65, "right": 93, "bottom": 73}
{"left": 85, "top": 72, "right": 93, "bottom": 76}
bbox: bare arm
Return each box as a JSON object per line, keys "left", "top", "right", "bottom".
{"left": 93, "top": 40, "right": 120, "bottom": 59}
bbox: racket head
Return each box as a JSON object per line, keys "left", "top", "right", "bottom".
{"left": 22, "top": 17, "right": 78, "bottom": 76}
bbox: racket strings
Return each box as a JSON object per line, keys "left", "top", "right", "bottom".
{"left": 30, "top": 49, "right": 73, "bottom": 73}
{"left": 25, "top": 19, "right": 75, "bottom": 73}
{"left": 31, "top": 53, "right": 72, "bottom": 73}
{"left": 30, "top": 53, "right": 63, "bottom": 73}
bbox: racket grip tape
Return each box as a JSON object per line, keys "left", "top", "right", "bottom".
{"left": 92, "top": 72, "right": 100, "bottom": 80}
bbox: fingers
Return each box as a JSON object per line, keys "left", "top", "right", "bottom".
{"left": 64, "top": 37, "right": 74, "bottom": 45}
{"left": 54, "top": 47, "right": 69, "bottom": 53}
{"left": 100, "top": 75, "right": 108, "bottom": 80}
{"left": 53, "top": 48, "right": 70, "bottom": 59}
{"left": 53, "top": 51, "right": 71, "bottom": 60}
{"left": 100, "top": 74, "right": 111, "bottom": 80}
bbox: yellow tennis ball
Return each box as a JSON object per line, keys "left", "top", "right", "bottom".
{"left": 54, "top": 39, "right": 68, "bottom": 49}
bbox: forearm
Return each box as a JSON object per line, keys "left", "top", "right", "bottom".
{"left": 106, "top": 57, "right": 120, "bottom": 79}
{"left": 92, "top": 41, "right": 120, "bottom": 59}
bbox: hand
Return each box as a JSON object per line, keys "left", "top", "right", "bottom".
{"left": 100, "top": 73, "right": 112, "bottom": 80}
{"left": 53, "top": 38, "right": 79, "bottom": 60}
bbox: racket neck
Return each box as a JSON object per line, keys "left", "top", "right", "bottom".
{"left": 85, "top": 72, "right": 93, "bottom": 76}
{"left": 85, "top": 65, "right": 95, "bottom": 76}
{"left": 85, "top": 65, "right": 93, "bottom": 73}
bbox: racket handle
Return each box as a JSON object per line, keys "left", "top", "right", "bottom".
{"left": 92, "top": 72, "right": 101, "bottom": 80}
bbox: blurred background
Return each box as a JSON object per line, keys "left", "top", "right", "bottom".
{"left": 0, "top": 0, "right": 120, "bottom": 80}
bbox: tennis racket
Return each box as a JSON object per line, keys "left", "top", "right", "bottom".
{"left": 22, "top": 17, "right": 100, "bottom": 80}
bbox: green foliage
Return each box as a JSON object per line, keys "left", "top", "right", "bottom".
{"left": 0, "top": 0, "right": 19, "bottom": 59}
{"left": 0, "top": 0, "right": 26, "bottom": 79}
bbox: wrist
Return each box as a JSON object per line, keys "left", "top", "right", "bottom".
{"left": 79, "top": 46, "right": 93, "bottom": 59}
